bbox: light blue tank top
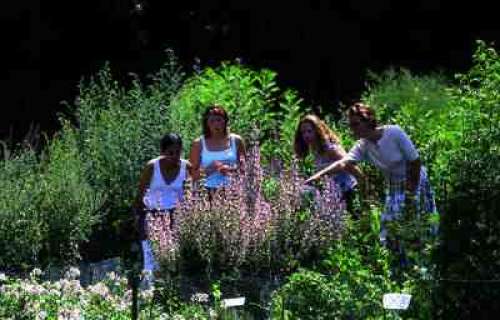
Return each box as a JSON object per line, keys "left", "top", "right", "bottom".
{"left": 200, "top": 134, "right": 238, "bottom": 188}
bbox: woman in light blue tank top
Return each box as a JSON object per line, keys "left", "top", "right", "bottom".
{"left": 189, "top": 105, "right": 246, "bottom": 190}
{"left": 294, "top": 114, "right": 361, "bottom": 215}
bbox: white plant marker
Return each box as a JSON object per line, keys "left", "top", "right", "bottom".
{"left": 221, "top": 297, "right": 246, "bottom": 308}
{"left": 383, "top": 293, "right": 412, "bottom": 310}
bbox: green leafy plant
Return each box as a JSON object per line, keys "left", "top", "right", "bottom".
{"left": 168, "top": 61, "right": 307, "bottom": 164}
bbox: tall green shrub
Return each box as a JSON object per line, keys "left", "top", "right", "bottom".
{"left": 168, "top": 61, "right": 307, "bottom": 163}
{"left": 71, "top": 53, "right": 184, "bottom": 259}
{"left": 0, "top": 150, "right": 45, "bottom": 268}
{"left": 359, "top": 40, "right": 500, "bottom": 317}
{"left": 37, "top": 123, "right": 105, "bottom": 264}
{"left": 0, "top": 51, "right": 186, "bottom": 266}
{"left": 436, "top": 40, "right": 500, "bottom": 318}
{"left": 77, "top": 58, "right": 183, "bottom": 212}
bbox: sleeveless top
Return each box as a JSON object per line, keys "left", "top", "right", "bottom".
{"left": 143, "top": 158, "right": 188, "bottom": 210}
{"left": 315, "top": 142, "right": 357, "bottom": 193}
{"left": 200, "top": 134, "right": 238, "bottom": 188}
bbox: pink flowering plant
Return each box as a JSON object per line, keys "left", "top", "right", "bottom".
{"left": 145, "top": 139, "right": 347, "bottom": 278}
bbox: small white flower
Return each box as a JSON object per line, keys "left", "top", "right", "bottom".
{"left": 30, "top": 268, "right": 43, "bottom": 279}
{"left": 209, "top": 307, "right": 218, "bottom": 319}
{"left": 190, "top": 292, "right": 209, "bottom": 304}
{"left": 88, "top": 282, "right": 110, "bottom": 299}
{"left": 0, "top": 272, "right": 7, "bottom": 282}
{"left": 158, "top": 314, "right": 170, "bottom": 320}
{"left": 64, "top": 267, "right": 80, "bottom": 280}
{"left": 57, "top": 308, "right": 82, "bottom": 320}
{"left": 106, "top": 271, "right": 117, "bottom": 281}
{"left": 25, "top": 283, "right": 47, "bottom": 295}
{"left": 139, "top": 288, "right": 154, "bottom": 300}
{"left": 37, "top": 310, "right": 48, "bottom": 320}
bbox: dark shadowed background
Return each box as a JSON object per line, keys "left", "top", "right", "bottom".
{"left": 2, "top": 0, "right": 499, "bottom": 142}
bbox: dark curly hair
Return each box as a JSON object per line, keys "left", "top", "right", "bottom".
{"left": 160, "top": 133, "right": 182, "bottom": 152}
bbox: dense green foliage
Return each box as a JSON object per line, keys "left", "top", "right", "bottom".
{"left": 436, "top": 41, "right": 500, "bottom": 318}
{"left": 169, "top": 61, "right": 306, "bottom": 162}
{"left": 271, "top": 209, "right": 398, "bottom": 319}
{"left": 1, "top": 40, "right": 498, "bottom": 318}
{"left": 320, "top": 40, "right": 498, "bottom": 318}
{"left": 0, "top": 150, "right": 44, "bottom": 268}
{"left": 0, "top": 52, "right": 184, "bottom": 267}
{"left": 74, "top": 57, "right": 184, "bottom": 259}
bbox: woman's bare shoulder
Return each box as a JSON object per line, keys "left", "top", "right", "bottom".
{"left": 230, "top": 133, "right": 244, "bottom": 141}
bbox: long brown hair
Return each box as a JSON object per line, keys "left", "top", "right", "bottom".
{"left": 294, "top": 114, "right": 340, "bottom": 159}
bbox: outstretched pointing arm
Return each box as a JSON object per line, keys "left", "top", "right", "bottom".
{"left": 305, "top": 159, "right": 348, "bottom": 184}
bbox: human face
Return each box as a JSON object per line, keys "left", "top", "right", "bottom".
{"left": 161, "top": 145, "right": 181, "bottom": 165}
{"left": 300, "top": 122, "right": 317, "bottom": 145}
{"left": 348, "top": 115, "right": 373, "bottom": 139}
{"left": 207, "top": 114, "right": 226, "bottom": 135}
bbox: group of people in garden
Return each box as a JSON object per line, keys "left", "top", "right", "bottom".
{"left": 134, "top": 103, "right": 437, "bottom": 273}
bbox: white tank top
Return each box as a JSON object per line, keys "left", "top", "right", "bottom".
{"left": 143, "top": 158, "right": 187, "bottom": 210}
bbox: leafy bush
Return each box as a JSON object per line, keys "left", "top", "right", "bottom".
{"left": 436, "top": 40, "right": 500, "bottom": 318}
{"left": 271, "top": 209, "right": 401, "bottom": 319}
{"left": 358, "top": 40, "right": 500, "bottom": 317}
{"left": 37, "top": 124, "right": 104, "bottom": 264}
{"left": 168, "top": 61, "right": 306, "bottom": 163}
{"left": 71, "top": 52, "right": 185, "bottom": 259}
{"left": 0, "top": 51, "right": 185, "bottom": 267}
{"left": 76, "top": 55, "right": 183, "bottom": 215}
{"left": 0, "top": 125, "right": 104, "bottom": 268}
{"left": 0, "top": 150, "right": 45, "bottom": 268}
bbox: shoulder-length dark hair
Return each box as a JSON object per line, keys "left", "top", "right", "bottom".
{"left": 202, "top": 105, "right": 229, "bottom": 138}
{"left": 294, "top": 114, "right": 340, "bottom": 159}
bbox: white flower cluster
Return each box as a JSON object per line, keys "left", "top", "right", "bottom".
{"left": 190, "top": 292, "right": 210, "bottom": 304}
{"left": 0, "top": 267, "right": 210, "bottom": 319}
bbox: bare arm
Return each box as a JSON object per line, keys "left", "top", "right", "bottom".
{"left": 406, "top": 158, "right": 421, "bottom": 194}
{"left": 185, "top": 160, "right": 193, "bottom": 180}
{"left": 344, "top": 162, "right": 363, "bottom": 180}
{"left": 189, "top": 139, "right": 202, "bottom": 181}
{"left": 323, "top": 145, "right": 363, "bottom": 180}
{"left": 305, "top": 158, "right": 352, "bottom": 184}
{"left": 134, "top": 163, "right": 154, "bottom": 212}
{"left": 235, "top": 134, "right": 246, "bottom": 171}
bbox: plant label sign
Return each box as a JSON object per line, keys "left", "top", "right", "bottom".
{"left": 383, "top": 293, "right": 412, "bottom": 310}
{"left": 222, "top": 297, "right": 246, "bottom": 308}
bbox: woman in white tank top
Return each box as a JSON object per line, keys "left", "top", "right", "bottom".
{"left": 134, "top": 133, "right": 191, "bottom": 273}
{"left": 189, "top": 105, "right": 246, "bottom": 190}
